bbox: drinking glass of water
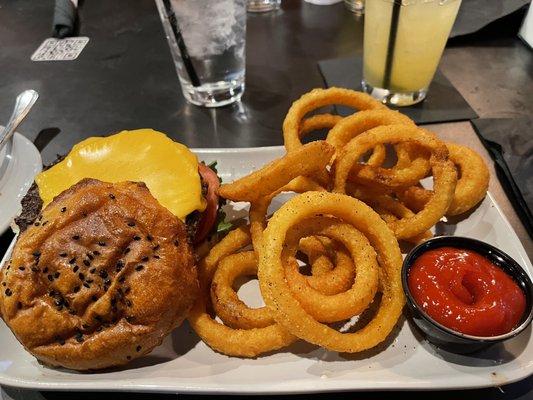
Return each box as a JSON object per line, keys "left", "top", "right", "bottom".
{"left": 155, "top": 0, "right": 247, "bottom": 107}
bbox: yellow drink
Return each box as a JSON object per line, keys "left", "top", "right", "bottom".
{"left": 363, "top": 0, "right": 462, "bottom": 105}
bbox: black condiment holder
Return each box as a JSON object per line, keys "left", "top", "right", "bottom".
{"left": 402, "top": 236, "right": 533, "bottom": 354}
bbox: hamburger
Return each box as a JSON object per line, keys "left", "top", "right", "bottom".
{"left": 16, "top": 129, "right": 224, "bottom": 244}
{"left": 0, "top": 129, "right": 224, "bottom": 370}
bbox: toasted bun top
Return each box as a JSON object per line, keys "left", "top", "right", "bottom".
{"left": 0, "top": 178, "right": 198, "bottom": 370}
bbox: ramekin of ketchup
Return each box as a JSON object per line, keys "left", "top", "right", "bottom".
{"left": 402, "top": 237, "right": 533, "bottom": 354}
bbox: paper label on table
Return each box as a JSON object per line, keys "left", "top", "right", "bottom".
{"left": 31, "top": 37, "right": 89, "bottom": 61}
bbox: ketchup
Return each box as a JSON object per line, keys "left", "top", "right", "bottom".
{"left": 408, "top": 247, "right": 526, "bottom": 337}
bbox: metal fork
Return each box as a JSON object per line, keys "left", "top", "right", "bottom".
{"left": 0, "top": 90, "right": 39, "bottom": 152}
{"left": 0, "top": 90, "right": 39, "bottom": 178}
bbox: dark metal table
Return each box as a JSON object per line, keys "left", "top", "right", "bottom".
{"left": 0, "top": 0, "right": 532, "bottom": 398}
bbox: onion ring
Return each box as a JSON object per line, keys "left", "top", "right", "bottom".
{"left": 342, "top": 129, "right": 435, "bottom": 190}
{"left": 258, "top": 191, "right": 404, "bottom": 353}
{"left": 372, "top": 203, "right": 432, "bottom": 244}
{"left": 283, "top": 88, "right": 386, "bottom": 152}
{"left": 299, "top": 114, "right": 343, "bottom": 139}
{"left": 197, "top": 225, "right": 252, "bottom": 281}
{"left": 446, "top": 143, "right": 489, "bottom": 214}
{"left": 188, "top": 227, "right": 296, "bottom": 357}
{"left": 249, "top": 175, "right": 326, "bottom": 252}
{"left": 334, "top": 125, "right": 457, "bottom": 239}
{"left": 326, "top": 109, "right": 414, "bottom": 167}
{"left": 396, "top": 143, "right": 489, "bottom": 216}
{"left": 211, "top": 251, "right": 274, "bottom": 330}
{"left": 299, "top": 236, "right": 356, "bottom": 295}
{"left": 218, "top": 141, "right": 334, "bottom": 203}
{"left": 348, "top": 149, "right": 431, "bottom": 190}
{"left": 283, "top": 217, "right": 379, "bottom": 323}
{"left": 347, "top": 184, "right": 432, "bottom": 244}
{"left": 394, "top": 142, "right": 430, "bottom": 170}
{"left": 300, "top": 236, "right": 336, "bottom": 277}
{"left": 326, "top": 109, "right": 413, "bottom": 151}
{"left": 377, "top": 209, "right": 433, "bottom": 244}
{"left": 298, "top": 114, "right": 344, "bottom": 187}
{"left": 395, "top": 185, "right": 432, "bottom": 213}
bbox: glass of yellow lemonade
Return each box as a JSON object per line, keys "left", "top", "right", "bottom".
{"left": 362, "top": 0, "right": 462, "bottom": 106}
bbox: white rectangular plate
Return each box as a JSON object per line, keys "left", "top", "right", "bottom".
{"left": 0, "top": 146, "right": 532, "bottom": 394}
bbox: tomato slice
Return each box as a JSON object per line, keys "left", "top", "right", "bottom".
{"left": 194, "top": 163, "right": 220, "bottom": 244}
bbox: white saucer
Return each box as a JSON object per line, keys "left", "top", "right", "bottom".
{"left": 0, "top": 131, "right": 42, "bottom": 235}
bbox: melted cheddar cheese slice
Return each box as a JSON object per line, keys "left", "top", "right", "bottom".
{"left": 35, "top": 129, "right": 206, "bottom": 220}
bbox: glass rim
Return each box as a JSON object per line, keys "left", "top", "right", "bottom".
{"left": 378, "top": 0, "right": 460, "bottom": 5}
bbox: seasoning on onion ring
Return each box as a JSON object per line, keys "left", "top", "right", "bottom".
{"left": 283, "top": 217, "right": 379, "bottom": 323}
{"left": 258, "top": 191, "right": 404, "bottom": 353}
{"left": 299, "top": 236, "right": 355, "bottom": 295}
{"left": 211, "top": 251, "right": 274, "bottom": 329}
{"left": 300, "top": 236, "right": 336, "bottom": 277}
